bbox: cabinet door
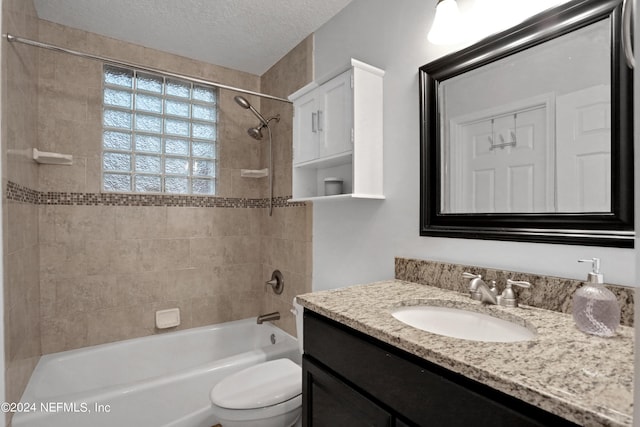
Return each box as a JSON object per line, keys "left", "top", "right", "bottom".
{"left": 303, "top": 356, "right": 392, "bottom": 427}
{"left": 319, "top": 69, "right": 353, "bottom": 158}
{"left": 293, "top": 89, "right": 320, "bottom": 164}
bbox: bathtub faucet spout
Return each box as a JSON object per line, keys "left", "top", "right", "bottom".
{"left": 257, "top": 311, "right": 280, "bottom": 324}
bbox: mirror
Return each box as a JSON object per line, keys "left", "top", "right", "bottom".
{"left": 419, "top": 0, "right": 633, "bottom": 247}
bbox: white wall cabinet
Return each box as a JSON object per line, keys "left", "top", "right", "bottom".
{"left": 289, "top": 59, "right": 385, "bottom": 201}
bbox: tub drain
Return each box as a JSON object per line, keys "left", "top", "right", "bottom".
{"left": 270, "top": 334, "right": 276, "bottom": 344}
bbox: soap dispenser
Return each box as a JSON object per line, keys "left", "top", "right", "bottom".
{"left": 572, "top": 258, "right": 620, "bottom": 337}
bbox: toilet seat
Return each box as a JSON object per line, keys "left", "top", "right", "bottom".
{"left": 210, "top": 359, "right": 301, "bottom": 410}
{"left": 211, "top": 395, "right": 302, "bottom": 424}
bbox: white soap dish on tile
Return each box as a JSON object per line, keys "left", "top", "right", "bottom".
{"left": 156, "top": 308, "right": 180, "bottom": 329}
{"left": 241, "top": 168, "right": 268, "bottom": 178}
{"left": 32, "top": 148, "right": 73, "bottom": 165}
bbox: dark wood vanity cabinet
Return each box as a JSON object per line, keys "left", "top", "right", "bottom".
{"left": 302, "top": 310, "right": 579, "bottom": 427}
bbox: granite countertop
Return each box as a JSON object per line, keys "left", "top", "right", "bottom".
{"left": 296, "top": 280, "right": 634, "bottom": 427}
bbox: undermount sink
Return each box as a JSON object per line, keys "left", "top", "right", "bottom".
{"left": 391, "top": 304, "right": 536, "bottom": 343}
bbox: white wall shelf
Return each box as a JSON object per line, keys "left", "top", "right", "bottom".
{"left": 32, "top": 148, "right": 73, "bottom": 165}
{"left": 289, "top": 58, "right": 384, "bottom": 200}
{"left": 289, "top": 193, "right": 386, "bottom": 202}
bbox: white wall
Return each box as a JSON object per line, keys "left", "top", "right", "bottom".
{"left": 311, "top": 0, "right": 635, "bottom": 290}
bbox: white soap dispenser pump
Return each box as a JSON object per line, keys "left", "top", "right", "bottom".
{"left": 572, "top": 258, "right": 620, "bottom": 337}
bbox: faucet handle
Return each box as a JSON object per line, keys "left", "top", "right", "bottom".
{"left": 462, "top": 272, "right": 481, "bottom": 279}
{"left": 500, "top": 279, "right": 532, "bottom": 308}
{"left": 506, "top": 279, "right": 531, "bottom": 289}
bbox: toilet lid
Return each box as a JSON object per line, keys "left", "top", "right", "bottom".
{"left": 211, "top": 359, "right": 301, "bottom": 410}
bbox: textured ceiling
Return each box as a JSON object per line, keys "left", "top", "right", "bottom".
{"left": 33, "top": 0, "right": 353, "bottom": 75}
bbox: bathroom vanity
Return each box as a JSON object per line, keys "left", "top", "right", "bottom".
{"left": 297, "top": 281, "right": 633, "bottom": 427}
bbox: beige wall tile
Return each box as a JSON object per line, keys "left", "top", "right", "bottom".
{"left": 139, "top": 238, "right": 191, "bottom": 272}
{"left": 189, "top": 238, "right": 225, "bottom": 268}
{"left": 38, "top": 81, "right": 89, "bottom": 124}
{"left": 264, "top": 205, "right": 285, "bottom": 239}
{"left": 54, "top": 274, "right": 121, "bottom": 315}
{"left": 38, "top": 157, "right": 88, "bottom": 193}
{"left": 49, "top": 205, "right": 116, "bottom": 242}
{"left": 283, "top": 206, "right": 309, "bottom": 242}
{"left": 231, "top": 172, "right": 268, "bottom": 199}
{"left": 38, "top": 205, "right": 57, "bottom": 243}
{"left": 40, "top": 240, "right": 86, "bottom": 276}
{"left": 40, "top": 310, "right": 88, "bottom": 355}
{"left": 85, "top": 150, "right": 102, "bottom": 193}
{"left": 85, "top": 239, "right": 142, "bottom": 275}
{"left": 222, "top": 236, "right": 261, "bottom": 265}
{"left": 39, "top": 274, "right": 57, "bottom": 320}
{"left": 166, "top": 207, "right": 217, "bottom": 238}
{"left": 5, "top": 355, "right": 39, "bottom": 406}
{"left": 38, "top": 20, "right": 88, "bottom": 51}
{"left": 85, "top": 305, "right": 150, "bottom": 347}
{"left": 116, "top": 271, "right": 169, "bottom": 306}
{"left": 115, "top": 206, "right": 167, "bottom": 240}
{"left": 215, "top": 208, "right": 251, "bottom": 236}
{"left": 191, "top": 295, "right": 233, "bottom": 328}
{"left": 163, "top": 267, "right": 217, "bottom": 300}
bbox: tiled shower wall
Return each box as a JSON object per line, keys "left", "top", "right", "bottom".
{"left": 2, "top": 0, "right": 314, "bottom": 406}
{"left": 35, "top": 20, "right": 271, "bottom": 354}
{"left": 260, "top": 36, "right": 314, "bottom": 335}
{"left": 3, "top": 0, "right": 42, "bottom": 410}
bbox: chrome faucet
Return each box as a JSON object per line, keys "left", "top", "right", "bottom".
{"left": 462, "top": 273, "right": 532, "bottom": 307}
{"left": 256, "top": 311, "right": 280, "bottom": 324}
{"left": 462, "top": 272, "right": 497, "bottom": 304}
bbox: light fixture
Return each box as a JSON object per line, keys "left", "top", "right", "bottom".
{"left": 427, "top": 0, "right": 465, "bottom": 45}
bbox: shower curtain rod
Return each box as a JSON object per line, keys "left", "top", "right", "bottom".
{"left": 4, "top": 33, "right": 292, "bottom": 104}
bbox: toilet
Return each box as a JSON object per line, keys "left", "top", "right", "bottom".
{"left": 209, "top": 299, "right": 304, "bottom": 427}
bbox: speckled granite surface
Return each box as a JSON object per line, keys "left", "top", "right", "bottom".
{"left": 297, "top": 280, "right": 634, "bottom": 427}
{"left": 396, "top": 257, "right": 635, "bottom": 326}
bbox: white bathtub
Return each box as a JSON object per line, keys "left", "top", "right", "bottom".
{"left": 13, "top": 318, "right": 300, "bottom": 427}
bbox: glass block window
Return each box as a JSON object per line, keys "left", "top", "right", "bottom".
{"left": 102, "top": 66, "right": 217, "bottom": 195}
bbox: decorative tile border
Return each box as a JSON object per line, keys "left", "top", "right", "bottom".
{"left": 6, "top": 181, "right": 306, "bottom": 208}
{"left": 6, "top": 181, "right": 39, "bottom": 204}
{"left": 395, "top": 257, "right": 634, "bottom": 326}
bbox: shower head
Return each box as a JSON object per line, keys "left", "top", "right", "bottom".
{"left": 247, "top": 125, "right": 264, "bottom": 140}
{"left": 245, "top": 115, "right": 280, "bottom": 141}
{"left": 233, "top": 95, "right": 251, "bottom": 109}
{"left": 234, "top": 95, "right": 280, "bottom": 141}
{"left": 234, "top": 95, "right": 268, "bottom": 126}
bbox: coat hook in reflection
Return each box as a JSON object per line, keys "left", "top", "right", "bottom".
{"left": 489, "top": 113, "right": 517, "bottom": 151}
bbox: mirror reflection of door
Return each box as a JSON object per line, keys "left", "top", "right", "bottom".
{"left": 447, "top": 97, "right": 553, "bottom": 213}
{"left": 458, "top": 108, "right": 549, "bottom": 213}
{"left": 450, "top": 86, "right": 610, "bottom": 214}
{"left": 556, "top": 85, "right": 611, "bottom": 212}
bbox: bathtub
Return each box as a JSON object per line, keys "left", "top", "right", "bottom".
{"left": 13, "top": 318, "right": 300, "bottom": 427}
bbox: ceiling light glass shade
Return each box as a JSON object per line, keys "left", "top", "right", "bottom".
{"left": 427, "top": 0, "right": 465, "bottom": 45}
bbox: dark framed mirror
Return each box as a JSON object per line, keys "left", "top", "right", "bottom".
{"left": 419, "top": 0, "right": 633, "bottom": 248}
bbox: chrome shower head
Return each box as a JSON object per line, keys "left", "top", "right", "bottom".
{"left": 246, "top": 117, "right": 281, "bottom": 141}
{"left": 234, "top": 95, "right": 268, "bottom": 126}
{"left": 247, "top": 125, "right": 264, "bottom": 140}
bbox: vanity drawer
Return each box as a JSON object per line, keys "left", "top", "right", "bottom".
{"left": 303, "top": 310, "right": 578, "bottom": 427}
